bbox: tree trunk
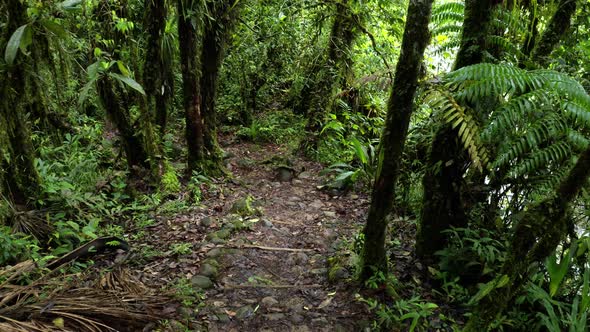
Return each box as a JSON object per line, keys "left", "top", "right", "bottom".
{"left": 301, "top": 0, "right": 358, "bottom": 152}
{"left": 143, "top": 0, "right": 170, "bottom": 133}
{"left": 360, "top": 0, "right": 434, "bottom": 280}
{"left": 531, "top": 0, "right": 577, "bottom": 66}
{"left": 97, "top": 77, "right": 150, "bottom": 173}
{"left": 94, "top": 1, "right": 156, "bottom": 179}
{"left": 177, "top": 0, "right": 205, "bottom": 172}
{"left": 0, "top": 0, "right": 40, "bottom": 206}
{"left": 465, "top": 144, "right": 590, "bottom": 330}
{"left": 198, "top": 0, "right": 238, "bottom": 174}
{"left": 416, "top": 0, "right": 495, "bottom": 262}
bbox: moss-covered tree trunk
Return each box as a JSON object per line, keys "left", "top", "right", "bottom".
{"left": 360, "top": 0, "right": 434, "bottom": 280}
{"left": 416, "top": 0, "right": 495, "bottom": 262}
{"left": 464, "top": 144, "right": 590, "bottom": 330}
{"left": 177, "top": 0, "right": 205, "bottom": 172}
{"left": 301, "top": 0, "right": 358, "bottom": 152}
{"left": 143, "top": 0, "right": 171, "bottom": 133}
{"left": 97, "top": 77, "right": 150, "bottom": 172}
{"left": 94, "top": 1, "right": 157, "bottom": 179}
{"left": 198, "top": 0, "right": 239, "bottom": 175}
{"left": 0, "top": 0, "right": 40, "bottom": 206}
{"left": 530, "top": 0, "right": 577, "bottom": 66}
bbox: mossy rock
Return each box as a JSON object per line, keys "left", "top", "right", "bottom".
{"left": 230, "top": 196, "right": 256, "bottom": 217}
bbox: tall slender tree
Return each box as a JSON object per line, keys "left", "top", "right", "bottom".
{"left": 416, "top": 0, "right": 496, "bottom": 262}
{"left": 299, "top": 0, "right": 359, "bottom": 152}
{"left": 465, "top": 141, "right": 590, "bottom": 329}
{"left": 93, "top": 0, "right": 158, "bottom": 179}
{"left": 360, "top": 0, "right": 434, "bottom": 280}
{"left": 177, "top": 0, "right": 205, "bottom": 172}
{"left": 1, "top": 0, "right": 41, "bottom": 207}
{"left": 143, "top": 0, "right": 172, "bottom": 133}
{"left": 199, "top": 0, "right": 239, "bottom": 173}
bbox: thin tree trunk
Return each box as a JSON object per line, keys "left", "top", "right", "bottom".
{"left": 143, "top": 0, "right": 169, "bottom": 133}
{"left": 416, "top": 0, "right": 496, "bottom": 262}
{"left": 199, "top": 0, "right": 238, "bottom": 174}
{"left": 465, "top": 144, "right": 590, "bottom": 330}
{"left": 177, "top": 0, "right": 205, "bottom": 172}
{"left": 531, "top": 0, "right": 577, "bottom": 66}
{"left": 360, "top": 0, "right": 434, "bottom": 280}
{"left": 302, "top": 0, "right": 358, "bottom": 152}
{"left": 0, "top": 0, "right": 40, "bottom": 206}
{"left": 94, "top": 1, "right": 156, "bottom": 180}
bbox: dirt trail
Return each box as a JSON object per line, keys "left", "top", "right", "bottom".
{"left": 136, "top": 141, "right": 373, "bottom": 331}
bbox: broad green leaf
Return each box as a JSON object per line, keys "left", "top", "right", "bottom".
{"left": 108, "top": 73, "right": 146, "bottom": 95}
{"left": 86, "top": 61, "right": 100, "bottom": 80}
{"left": 20, "top": 25, "right": 33, "bottom": 53}
{"left": 78, "top": 77, "right": 96, "bottom": 105}
{"left": 41, "top": 20, "right": 68, "bottom": 39}
{"left": 57, "top": 0, "right": 83, "bottom": 10}
{"left": 351, "top": 138, "right": 367, "bottom": 165}
{"left": 469, "top": 274, "right": 509, "bottom": 305}
{"left": 4, "top": 24, "right": 28, "bottom": 65}
{"left": 546, "top": 242, "right": 576, "bottom": 297}
{"left": 116, "top": 61, "right": 130, "bottom": 77}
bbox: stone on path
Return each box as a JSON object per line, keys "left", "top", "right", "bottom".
{"left": 191, "top": 275, "right": 213, "bottom": 289}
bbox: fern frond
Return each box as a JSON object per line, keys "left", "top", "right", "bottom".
{"left": 431, "top": 24, "right": 463, "bottom": 37}
{"left": 490, "top": 8, "right": 527, "bottom": 33}
{"left": 483, "top": 89, "right": 557, "bottom": 141}
{"left": 494, "top": 114, "right": 568, "bottom": 169}
{"left": 566, "top": 130, "right": 590, "bottom": 151}
{"left": 510, "top": 141, "right": 571, "bottom": 178}
{"left": 431, "top": 2, "right": 464, "bottom": 17}
{"left": 529, "top": 167, "right": 569, "bottom": 198}
{"left": 425, "top": 89, "right": 488, "bottom": 170}
{"left": 431, "top": 11, "right": 464, "bottom": 25}
{"left": 486, "top": 35, "right": 525, "bottom": 60}
{"left": 562, "top": 100, "right": 590, "bottom": 128}
{"left": 432, "top": 39, "right": 461, "bottom": 55}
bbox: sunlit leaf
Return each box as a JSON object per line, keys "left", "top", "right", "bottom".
{"left": 108, "top": 73, "right": 146, "bottom": 95}
{"left": 4, "top": 24, "right": 28, "bottom": 65}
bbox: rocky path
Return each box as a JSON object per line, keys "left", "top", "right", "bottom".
{"left": 136, "top": 141, "right": 373, "bottom": 331}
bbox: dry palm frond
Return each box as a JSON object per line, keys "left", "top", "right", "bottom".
{"left": 0, "top": 261, "right": 174, "bottom": 331}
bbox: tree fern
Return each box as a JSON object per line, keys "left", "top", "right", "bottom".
{"left": 429, "top": 2, "right": 463, "bottom": 57}
{"left": 424, "top": 63, "right": 590, "bottom": 197}
{"left": 424, "top": 87, "right": 489, "bottom": 171}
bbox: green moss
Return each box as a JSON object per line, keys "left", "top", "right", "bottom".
{"left": 161, "top": 162, "right": 181, "bottom": 193}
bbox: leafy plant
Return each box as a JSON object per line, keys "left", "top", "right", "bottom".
{"left": 321, "top": 137, "right": 378, "bottom": 190}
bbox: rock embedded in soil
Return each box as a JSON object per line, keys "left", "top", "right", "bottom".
{"left": 191, "top": 275, "right": 213, "bottom": 289}
{"left": 206, "top": 248, "right": 223, "bottom": 258}
{"left": 200, "top": 216, "right": 214, "bottom": 227}
{"left": 285, "top": 297, "right": 306, "bottom": 313}
{"left": 264, "top": 313, "right": 285, "bottom": 321}
{"left": 199, "top": 263, "right": 218, "bottom": 278}
{"left": 215, "top": 313, "right": 231, "bottom": 323}
{"left": 290, "top": 313, "right": 304, "bottom": 324}
{"left": 261, "top": 296, "right": 279, "bottom": 308}
{"left": 235, "top": 305, "right": 255, "bottom": 320}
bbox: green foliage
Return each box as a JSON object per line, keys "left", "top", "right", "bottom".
{"left": 434, "top": 227, "right": 506, "bottom": 284}
{"left": 236, "top": 111, "right": 305, "bottom": 146}
{"left": 427, "top": 63, "right": 590, "bottom": 199}
{"left": 321, "top": 137, "right": 378, "bottom": 190}
{"left": 170, "top": 242, "right": 192, "bottom": 256}
{"left": 161, "top": 162, "right": 181, "bottom": 193}
{"left": 171, "top": 277, "right": 205, "bottom": 308}
{"left": 358, "top": 293, "right": 440, "bottom": 332}
{"left": 0, "top": 226, "right": 39, "bottom": 265}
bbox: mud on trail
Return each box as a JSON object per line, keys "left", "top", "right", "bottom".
{"left": 134, "top": 140, "right": 374, "bottom": 331}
